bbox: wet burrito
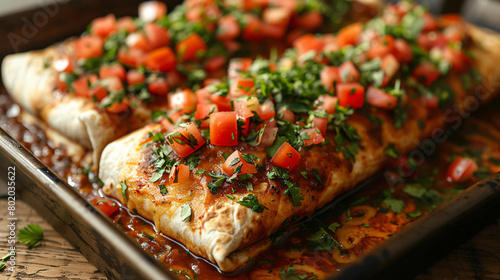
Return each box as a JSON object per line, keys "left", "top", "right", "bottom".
{"left": 99, "top": 3, "right": 500, "bottom": 272}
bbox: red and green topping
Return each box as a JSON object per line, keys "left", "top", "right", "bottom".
{"left": 140, "top": 1, "right": 480, "bottom": 213}
{"left": 53, "top": 0, "right": 355, "bottom": 113}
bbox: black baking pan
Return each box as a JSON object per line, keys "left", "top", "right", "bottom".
{"left": 0, "top": 127, "right": 176, "bottom": 279}
{"left": 1, "top": 0, "right": 500, "bottom": 279}
{"left": 2, "top": 121, "right": 499, "bottom": 280}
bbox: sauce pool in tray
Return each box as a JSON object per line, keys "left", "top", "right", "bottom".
{"left": 1, "top": 88, "right": 499, "bottom": 278}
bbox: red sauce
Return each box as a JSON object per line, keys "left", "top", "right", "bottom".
{"left": 2, "top": 86, "right": 499, "bottom": 279}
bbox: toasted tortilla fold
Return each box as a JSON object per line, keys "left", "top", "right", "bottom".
{"left": 98, "top": 23, "right": 500, "bottom": 272}
{"left": 1, "top": 43, "right": 151, "bottom": 166}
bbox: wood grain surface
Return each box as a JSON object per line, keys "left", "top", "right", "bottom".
{"left": 0, "top": 199, "right": 105, "bottom": 279}
{"left": 0, "top": 199, "right": 499, "bottom": 279}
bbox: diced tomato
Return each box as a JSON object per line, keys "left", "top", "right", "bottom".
{"left": 116, "top": 16, "right": 136, "bottom": 33}
{"left": 359, "top": 29, "right": 378, "bottom": 44}
{"left": 228, "top": 58, "right": 253, "bottom": 78}
{"left": 271, "top": 142, "right": 301, "bottom": 170}
{"left": 185, "top": 4, "right": 220, "bottom": 24}
{"left": 223, "top": 40, "right": 241, "bottom": 53}
{"left": 322, "top": 34, "right": 340, "bottom": 53}
{"left": 177, "top": 33, "right": 207, "bottom": 62}
{"left": 293, "top": 34, "right": 324, "bottom": 55}
{"left": 422, "top": 12, "right": 438, "bottom": 32}
{"left": 312, "top": 117, "right": 328, "bottom": 135}
{"left": 234, "top": 97, "right": 259, "bottom": 136}
{"left": 293, "top": 11, "right": 323, "bottom": 31}
{"left": 126, "top": 70, "right": 145, "bottom": 86}
{"left": 210, "top": 112, "right": 238, "bottom": 146}
{"left": 239, "top": 117, "right": 251, "bottom": 137}
{"left": 446, "top": 157, "right": 479, "bottom": 182}
{"left": 258, "top": 100, "right": 275, "bottom": 120}
{"left": 422, "top": 95, "right": 439, "bottom": 109}
{"left": 393, "top": 39, "right": 413, "bottom": 63}
{"left": 160, "top": 111, "right": 182, "bottom": 131}
{"left": 217, "top": 15, "right": 241, "bottom": 41}
{"left": 99, "top": 64, "right": 126, "bottom": 81}
{"left": 230, "top": 78, "right": 255, "bottom": 97}
{"left": 166, "top": 70, "right": 183, "bottom": 88}
{"left": 75, "top": 35, "right": 104, "bottom": 60}
{"left": 413, "top": 62, "right": 440, "bottom": 86}
{"left": 338, "top": 61, "right": 359, "bottom": 83}
{"left": 320, "top": 66, "right": 340, "bottom": 91}
{"left": 56, "top": 75, "right": 68, "bottom": 91}
{"left": 169, "top": 164, "right": 190, "bottom": 185}
{"left": 439, "top": 14, "right": 463, "bottom": 27}
{"left": 259, "top": 118, "right": 278, "bottom": 147}
{"left": 87, "top": 84, "right": 107, "bottom": 102}
{"left": 210, "top": 94, "right": 232, "bottom": 111}
{"left": 269, "top": 0, "right": 297, "bottom": 11}
{"left": 166, "top": 123, "right": 206, "bottom": 157}
{"left": 205, "top": 56, "right": 226, "bottom": 72}
{"left": 234, "top": 97, "right": 260, "bottom": 119}
{"left": 139, "top": 1, "right": 167, "bottom": 22}
{"left": 316, "top": 95, "right": 338, "bottom": 114}
{"left": 126, "top": 33, "right": 151, "bottom": 52}
{"left": 262, "top": 23, "right": 287, "bottom": 39}
{"left": 92, "top": 198, "right": 119, "bottom": 217}
{"left": 336, "top": 23, "right": 363, "bottom": 47}
{"left": 168, "top": 89, "right": 197, "bottom": 113}
{"left": 106, "top": 97, "right": 130, "bottom": 113}
{"left": 366, "top": 87, "right": 398, "bottom": 110}
{"left": 443, "top": 25, "right": 464, "bottom": 43}
{"left": 367, "top": 35, "right": 395, "bottom": 59}
{"left": 381, "top": 54, "right": 400, "bottom": 81}
{"left": 222, "top": 151, "right": 258, "bottom": 176}
{"left": 102, "top": 76, "right": 124, "bottom": 92}
{"left": 263, "top": 7, "right": 290, "bottom": 26}
{"left": 53, "top": 56, "right": 73, "bottom": 73}
{"left": 118, "top": 48, "right": 146, "bottom": 67}
{"left": 417, "top": 32, "right": 447, "bottom": 50}
{"left": 195, "top": 103, "right": 218, "bottom": 128}
{"left": 145, "top": 23, "right": 170, "bottom": 50}
{"left": 242, "top": 15, "right": 264, "bottom": 41}
{"left": 148, "top": 78, "right": 169, "bottom": 95}
{"left": 185, "top": 6, "right": 203, "bottom": 22}
{"left": 278, "top": 108, "right": 295, "bottom": 122}
{"left": 301, "top": 128, "right": 325, "bottom": 146}
{"left": 336, "top": 83, "right": 365, "bottom": 109}
{"left": 195, "top": 87, "right": 211, "bottom": 105}
{"left": 73, "top": 74, "right": 98, "bottom": 97}
{"left": 145, "top": 47, "right": 176, "bottom": 72}
{"left": 442, "top": 47, "right": 470, "bottom": 73}
{"left": 91, "top": 14, "right": 117, "bottom": 38}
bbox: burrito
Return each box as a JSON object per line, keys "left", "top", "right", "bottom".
{"left": 99, "top": 3, "right": 500, "bottom": 272}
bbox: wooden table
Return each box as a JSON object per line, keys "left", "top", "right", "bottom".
{"left": 1, "top": 199, "right": 499, "bottom": 279}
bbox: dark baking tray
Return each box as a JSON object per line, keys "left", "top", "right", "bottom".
{"left": 2, "top": 123, "right": 499, "bottom": 280}
{"left": 1, "top": 1, "right": 500, "bottom": 279}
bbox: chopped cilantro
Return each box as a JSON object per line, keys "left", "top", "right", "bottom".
{"left": 158, "top": 184, "right": 168, "bottom": 195}
{"left": 384, "top": 144, "right": 400, "bottom": 158}
{"left": 237, "top": 194, "right": 267, "bottom": 213}
{"left": 312, "top": 169, "right": 324, "bottom": 186}
{"left": 207, "top": 172, "right": 226, "bottom": 194}
{"left": 406, "top": 211, "right": 422, "bottom": 219}
{"left": 120, "top": 181, "right": 128, "bottom": 202}
{"left": 382, "top": 197, "right": 405, "bottom": 214}
{"left": 181, "top": 204, "right": 192, "bottom": 222}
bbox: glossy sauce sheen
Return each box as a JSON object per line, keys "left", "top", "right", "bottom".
{"left": 2, "top": 88, "right": 500, "bottom": 279}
